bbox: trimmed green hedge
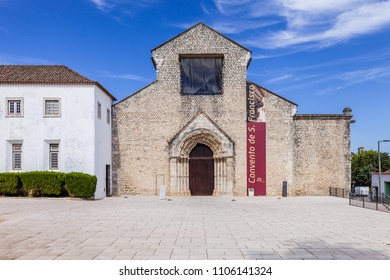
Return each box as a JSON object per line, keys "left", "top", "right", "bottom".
{"left": 0, "top": 171, "right": 97, "bottom": 198}
{"left": 0, "top": 173, "right": 22, "bottom": 195}
{"left": 20, "top": 171, "right": 65, "bottom": 196}
{"left": 65, "top": 172, "right": 97, "bottom": 198}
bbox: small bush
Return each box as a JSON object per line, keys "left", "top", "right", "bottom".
{"left": 0, "top": 173, "right": 22, "bottom": 195}
{"left": 20, "top": 171, "right": 65, "bottom": 196}
{"left": 65, "top": 172, "right": 97, "bottom": 198}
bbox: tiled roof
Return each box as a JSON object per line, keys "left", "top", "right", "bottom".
{"left": 0, "top": 65, "right": 93, "bottom": 84}
{"left": 371, "top": 169, "right": 390, "bottom": 175}
{"left": 0, "top": 65, "right": 115, "bottom": 100}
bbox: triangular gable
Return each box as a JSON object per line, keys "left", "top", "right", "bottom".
{"left": 152, "top": 22, "right": 251, "bottom": 55}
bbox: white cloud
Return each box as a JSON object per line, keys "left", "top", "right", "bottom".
{"left": 88, "top": 0, "right": 159, "bottom": 12}
{"left": 213, "top": 0, "right": 390, "bottom": 49}
{"left": 324, "top": 2, "right": 390, "bottom": 41}
{"left": 89, "top": 0, "right": 112, "bottom": 11}
{"left": 286, "top": 66, "right": 390, "bottom": 95}
{"left": 213, "top": 0, "right": 255, "bottom": 15}
{"left": 266, "top": 74, "right": 294, "bottom": 83}
{"left": 106, "top": 73, "right": 152, "bottom": 82}
{"left": 175, "top": 19, "right": 279, "bottom": 35}
{"left": 339, "top": 66, "right": 390, "bottom": 82}
{"left": 200, "top": 2, "right": 211, "bottom": 15}
{"left": 266, "top": 1, "right": 390, "bottom": 48}
{"left": 210, "top": 20, "right": 280, "bottom": 34}
{"left": 275, "top": 0, "right": 368, "bottom": 13}
{"left": 0, "top": 54, "right": 52, "bottom": 64}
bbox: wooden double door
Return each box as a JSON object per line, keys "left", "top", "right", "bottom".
{"left": 189, "top": 144, "right": 214, "bottom": 196}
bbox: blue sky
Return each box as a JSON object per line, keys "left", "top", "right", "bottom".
{"left": 1, "top": 0, "right": 389, "bottom": 154}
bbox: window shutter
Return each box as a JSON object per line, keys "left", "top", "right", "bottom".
{"left": 49, "top": 144, "right": 59, "bottom": 170}
{"left": 12, "top": 143, "right": 22, "bottom": 170}
{"left": 45, "top": 100, "right": 60, "bottom": 116}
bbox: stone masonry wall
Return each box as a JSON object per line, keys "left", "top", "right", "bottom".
{"left": 112, "top": 23, "right": 353, "bottom": 197}
{"left": 293, "top": 114, "right": 353, "bottom": 196}
{"left": 113, "top": 24, "right": 250, "bottom": 196}
{"left": 263, "top": 89, "right": 297, "bottom": 196}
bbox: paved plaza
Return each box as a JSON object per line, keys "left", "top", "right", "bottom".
{"left": 0, "top": 196, "right": 389, "bottom": 260}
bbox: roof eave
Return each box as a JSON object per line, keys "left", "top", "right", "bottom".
{"left": 94, "top": 82, "right": 117, "bottom": 101}
{"left": 247, "top": 80, "right": 298, "bottom": 106}
{"left": 0, "top": 81, "right": 116, "bottom": 101}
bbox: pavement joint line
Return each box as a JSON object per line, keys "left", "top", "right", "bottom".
{"left": 1, "top": 196, "right": 389, "bottom": 260}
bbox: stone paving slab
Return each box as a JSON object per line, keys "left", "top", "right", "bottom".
{"left": 0, "top": 196, "right": 390, "bottom": 260}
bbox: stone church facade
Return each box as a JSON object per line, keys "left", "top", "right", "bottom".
{"left": 112, "top": 23, "right": 353, "bottom": 197}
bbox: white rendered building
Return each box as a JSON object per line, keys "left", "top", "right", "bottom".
{"left": 371, "top": 169, "right": 390, "bottom": 197}
{"left": 0, "top": 65, "right": 115, "bottom": 199}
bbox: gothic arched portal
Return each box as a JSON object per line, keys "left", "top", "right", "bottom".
{"left": 168, "top": 112, "right": 234, "bottom": 196}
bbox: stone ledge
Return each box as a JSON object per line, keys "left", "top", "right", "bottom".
{"left": 294, "top": 114, "right": 353, "bottom": 120}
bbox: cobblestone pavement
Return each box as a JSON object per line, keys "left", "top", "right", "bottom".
{"left": 0, "top": 196, "right": 389, "bottom": 260}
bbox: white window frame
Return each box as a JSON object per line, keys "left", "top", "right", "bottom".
{"left": 12, "top": 143, "right": 22, "bottom": 170}
{"left": 49, "top": 143, "right": 59, "bottom": 170}
{"left": 43, "top": 98, "right": 61, "bottom": 117}
{"left": 6, "top": 98, "right": 24, "bottom": 117}
{"left": 97, "top": 102, "right": 102, "bottom": 119}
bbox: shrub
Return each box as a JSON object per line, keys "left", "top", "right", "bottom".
{"left": 65, "top": 172, "right": 97, "bottom": 198}
{"left": 0, "top": 173, "right": 22, "bottom": 195}
{"left": 20, "top": 171, "right": 65, "bottom": 196}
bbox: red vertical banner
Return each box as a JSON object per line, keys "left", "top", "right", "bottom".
{"left": 247, "top": 122, "right": 266, "bottom": 195}
{"left": 246, "top": 82, "right": 266, "bottom": 196}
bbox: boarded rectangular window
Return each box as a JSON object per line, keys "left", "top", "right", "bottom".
{"left": 49, "top": 143, "right": 59, "bottom": 170}
{"left": 44, "top": 99, "right": 60, "bottom": 116}
{"left": 180, "top": 57, "right": 223, "bottom": 95}
{"left": 12, "top": 143, "right": 22, "bottom": 170}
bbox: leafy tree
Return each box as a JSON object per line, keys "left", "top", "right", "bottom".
{"left": 352, "top": 150, "right": 390, "bottom": 186}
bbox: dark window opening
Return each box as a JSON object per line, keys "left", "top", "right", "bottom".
{"left": 180, "top": 57, "right": 223, "bottom": 95}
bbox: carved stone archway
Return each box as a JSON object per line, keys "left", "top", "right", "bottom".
{"left": 168, "top": 112, "right": 234, "bottom": 196}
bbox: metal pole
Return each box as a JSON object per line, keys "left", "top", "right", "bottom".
{"left": 378, "top": 141, "right": 382, "bottom": 197}
{"left": 349, "top": 193, "right": 351, "bottom": 205}
{"left": 376, "top": 194, "right": 378, "bottom": 211}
